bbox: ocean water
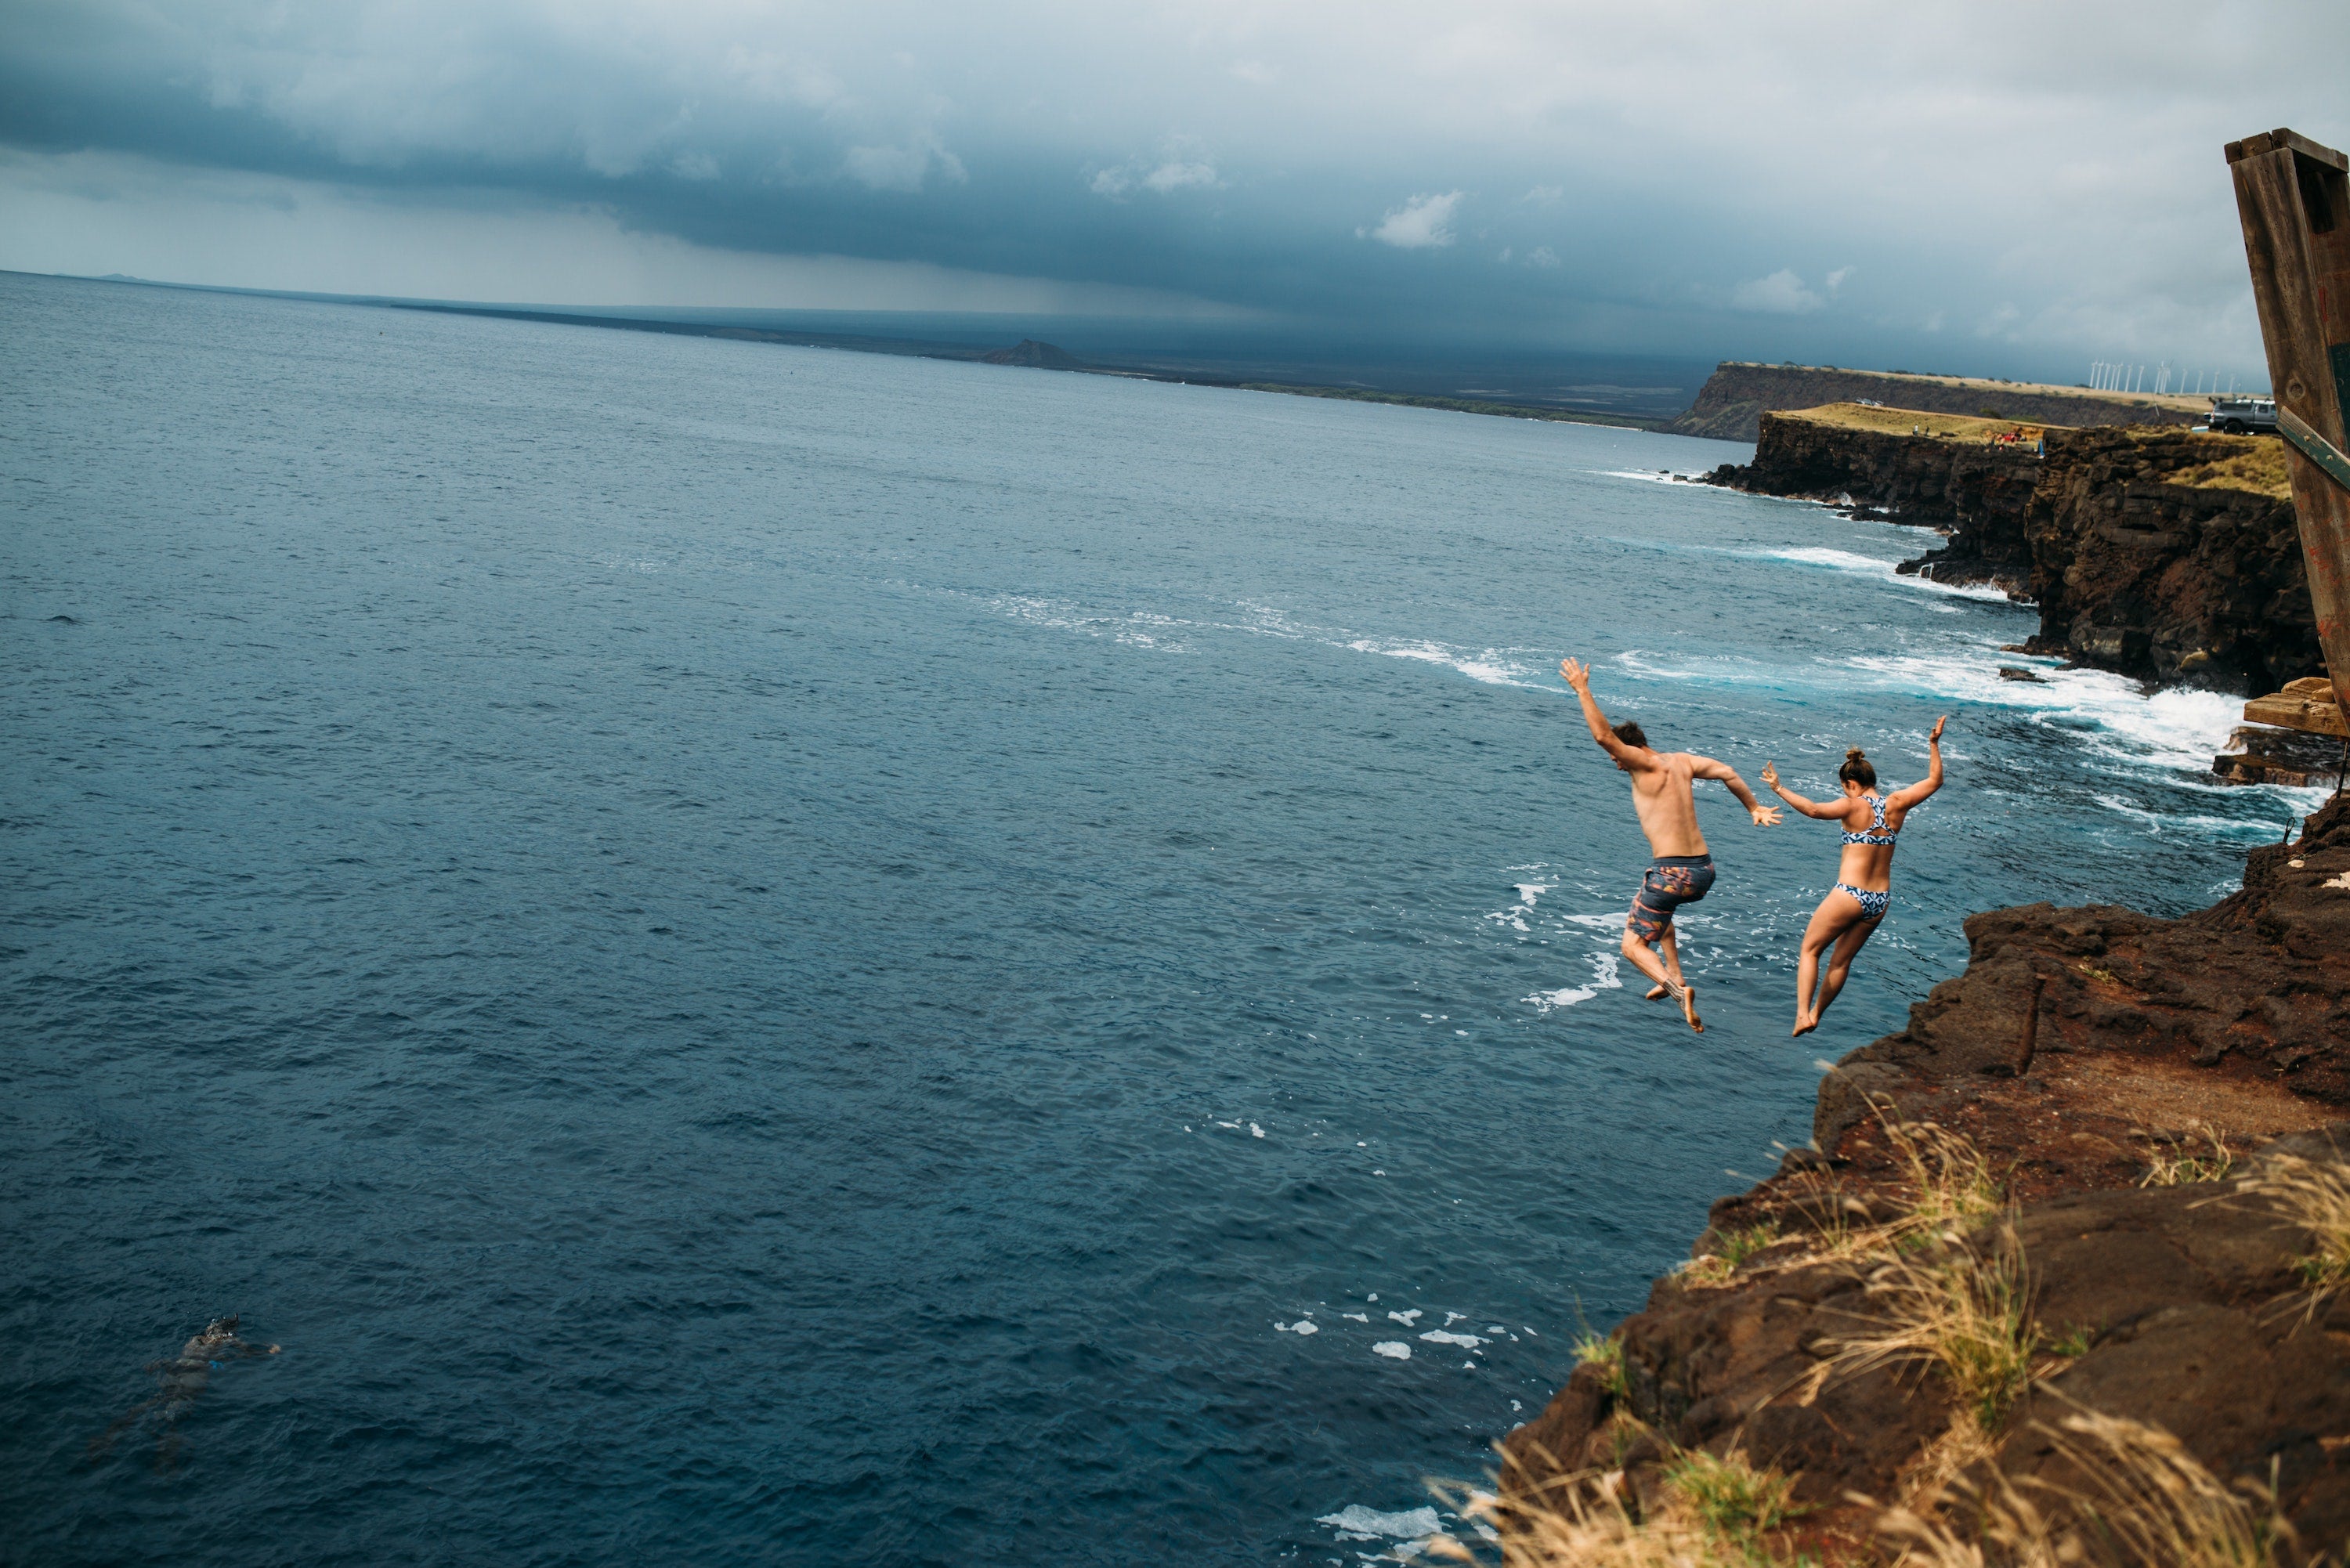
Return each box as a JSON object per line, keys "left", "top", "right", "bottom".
{"left": 0, "top": 271, "right": 2316, "bottom": 1566}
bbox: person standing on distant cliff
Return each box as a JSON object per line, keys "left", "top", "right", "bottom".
{"left": 1759, "top": 717, "right": 1947, "bottom": 1037}
{"left": 1559, "top": 658, "right": 1781, "bottom": 1032}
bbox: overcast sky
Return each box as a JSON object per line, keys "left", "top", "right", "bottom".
{"left": 3, "top": 2, "right": 2343, "bottom": 380}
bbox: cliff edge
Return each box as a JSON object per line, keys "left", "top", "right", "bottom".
{"left": 1501, "top": 797, "right": 2350, "bottom": 1561}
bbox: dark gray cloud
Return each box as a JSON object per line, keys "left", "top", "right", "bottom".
{"left": 4, "top": 1, "right": 2344, "bottom": 378}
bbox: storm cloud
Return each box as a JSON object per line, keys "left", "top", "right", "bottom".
{"left": 2, "top": 1, "right": 2343, "bottom": 378}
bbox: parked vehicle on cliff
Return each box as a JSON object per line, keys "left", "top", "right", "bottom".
{"left": 2208, "top": 396, "right": 2278, "bottom": 435}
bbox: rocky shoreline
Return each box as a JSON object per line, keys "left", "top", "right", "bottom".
{"left": 1703, "top": 410, "right": 2321, "bottom": 693}
{"left": 1499, "top": 797, "right": 2350, "bottom": 1560}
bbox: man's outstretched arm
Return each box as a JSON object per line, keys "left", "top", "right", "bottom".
{"left": 1690, "top": 755, "right": 1782, "bottom": 826}
{"left": 1558, "top": 657, "right": 1652, "bottom": 768}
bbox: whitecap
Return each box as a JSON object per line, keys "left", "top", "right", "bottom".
{"left": 1421, "top": 1330, "right": 1485, "bottom": 1348}
{"left": 1523, "top": 952, "right": 1622, "bottom": 1013}
{"left": 1387, "top": 1309, "right": 1423, "bottom": 1325}
{"left": 1345, "top": 638, "right": 1539, "bottom": 689}
{"left": 1371, "top": 1341, "right": 1412, "bottom": 1360}
{"left": 1318, "top": 1505, "right": 1444, "bottom": 1539}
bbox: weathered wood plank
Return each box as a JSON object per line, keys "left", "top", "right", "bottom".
{"left": 2230, "top": 128, "right": 2350, "bottom": 708}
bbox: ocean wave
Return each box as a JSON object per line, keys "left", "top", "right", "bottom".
{"left": 1347, "top": 639, "right": 1546, "bottom": 689}
{"left": 1754, "top": 545, "right": 2013, "bottom": 602}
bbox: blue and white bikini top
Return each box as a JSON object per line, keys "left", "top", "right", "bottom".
{"left": 1840, "top": 793, "right": 1900, "bottom": 847}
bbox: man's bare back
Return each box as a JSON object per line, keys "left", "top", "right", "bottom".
{"left": 1620, "top": 748, "right": 1712, "bottom": 858}
{"left": 1558, "top": 658, "right": 1780, "bottom": 1031}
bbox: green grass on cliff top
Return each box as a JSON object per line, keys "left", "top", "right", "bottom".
{"left": 1778, "top": 403, "right": 2292, "bottom": 497}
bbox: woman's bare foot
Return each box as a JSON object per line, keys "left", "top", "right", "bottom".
{"left": 1791, "top": 1013, "right": 1817, "bottom": 1038}
{"left": 1646, "top": 984, "right": 1670, "bottom": 1001}
{"left": 1679, "top": 984, "right": 1702, "bottom": 1033}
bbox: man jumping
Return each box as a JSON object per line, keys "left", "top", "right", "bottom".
{"left": 1560, "top": 657, "right": 1779, "bottom": 1031}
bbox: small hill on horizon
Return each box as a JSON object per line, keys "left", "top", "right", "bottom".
{"left": 981, "top": 339, "right": 1087, "bottom": 370}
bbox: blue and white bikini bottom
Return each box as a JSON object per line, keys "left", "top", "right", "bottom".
{"left": 1835, "top": 883, "right": 1891, "bottom": 920}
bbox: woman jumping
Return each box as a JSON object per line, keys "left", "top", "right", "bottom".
{"left": 1759, "top": 717, "right": 1946, "bottom": 1037}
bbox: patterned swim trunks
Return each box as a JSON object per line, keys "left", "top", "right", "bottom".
{"left": 1628, "top": 854, "right": 1716, "bottom": 943}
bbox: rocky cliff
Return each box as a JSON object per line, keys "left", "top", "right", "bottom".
{"left": 1708, "top": 414, "right": 2320, "bottom": 692}
{"left": 1708, "top": 411, "right": 2045, "bottom": 590}
{"left": 2013, "top": 427, "right": 2319, "bottom": 690}
{"left": 1502, "top": 796, "right": 2350, "bottom": 1562}
{"left": 1671, "top": 363, "right": 2207, "bottom": 443}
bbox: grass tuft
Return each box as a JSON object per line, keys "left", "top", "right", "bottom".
{"left": 2140, "top": 1125, "right": 2236, "bottom": 1188}
{"left": 1878, "top": 1115, "right": 2008, "bottom": 1245}
{"left": 1574, "top": 1331, "right": 1629, "bottom": 1400}
{"left": 1874, "top": 1406, "right": 2304, "bottom": 1567}
{"left": 1661, "top": 1447, "right": 1803, "bottom": 1546}
{"left": 1825, "top": 1232, "right": 2040, "bottom": 1430}
{"left": 2239, "top": 1153, "right": 2350, "bottom": 1297}
{"left": 1683, "top": 1223, "right": 1784, "bottom": 1286}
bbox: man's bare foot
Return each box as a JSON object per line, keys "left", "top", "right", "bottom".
{"left": 1791, "top": 1013, "right": 1817, "bottom": 1038}
{"left": 1679, "top": 984, "right": 1702, "bottom": 1032}
{"left": 1646, "top": 984, "right": 1669, "bottom": 1001}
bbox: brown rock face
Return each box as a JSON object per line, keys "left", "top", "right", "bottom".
{"left": 1503, "top": 797, "right": 2350, "bottom": 1553}
{"left": 2019, "top": 427, "right": 2320, "bottom": 690}
{"left": 1710, "top": 417, "right": 2319, "bottom": 691}
{"left": 1669, "top": 364, "right": 2204, "bottom": 443}
{"left": 1706, "top": 412, "right": 2042, "bottom": 590}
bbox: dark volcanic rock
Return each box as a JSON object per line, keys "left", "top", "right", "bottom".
{"left": 1714, "top": 415, "right": 2318, "bottom": 690}
{"left": 1706, "top": 411, "right": 2042, "bottom": 592}
{"left": 2017, "top": 427, "right": 2319, "bottom": 690}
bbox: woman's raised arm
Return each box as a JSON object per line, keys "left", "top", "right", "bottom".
{"left": 1889, "top": 716, "right": 1948, "bottom": 810}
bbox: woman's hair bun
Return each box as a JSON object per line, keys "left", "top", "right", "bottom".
{"left": 1845, "top": 746, "right": 1867, "bottom": 764}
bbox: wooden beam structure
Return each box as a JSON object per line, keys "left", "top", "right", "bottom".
{"left": 2227, "top": 127, "right": 2350, "bottom": 726}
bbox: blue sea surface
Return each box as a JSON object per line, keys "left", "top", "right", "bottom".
{"left": 0, "top": 271, "right": 2312, "bottom": 1565}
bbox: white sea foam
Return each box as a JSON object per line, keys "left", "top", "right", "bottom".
{"left": 1347, "top": 638, "right": 1540, "bottom": 689}
{"left": 1522, "top": 952, "right": 1622, "bottom": 1013}
{"left": 1275, "top": 1319, "right": 1319, "bottom": 1335}
{"left": 1318, "top": 1505, "right": 1444, "bottom": 1539}
{"left": 1757, "top": 545, "right": 2012, "bottom": 602}
{"left": 1371, "top": 1341, "right": 1412, "bottom": 1360}
{"left": 1421, "top": 1330, "right": 1485, "bottom": 1348}
{"left": 1387, "top": 1308, "right": 1423, "bottom": 1325}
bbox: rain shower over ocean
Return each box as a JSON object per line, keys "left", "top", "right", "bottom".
{"left": 0, "top": 272, "right": 2314, "bottom": 1566}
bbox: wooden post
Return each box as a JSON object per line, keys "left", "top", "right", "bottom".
{"left": 2226, "top": 128, "right": 2350, "bottom": 707}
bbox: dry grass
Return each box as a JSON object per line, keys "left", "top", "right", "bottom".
{"left": 1875, "top": 1407, "right": 2308, "bottom": 1568}
{"left": 1767, "top": 1102, "right": 2009, "bottom": 1273}
{"left": 1438, "top": 1448, "right": 1812, "bottom": 1567}
{"left": 1780, "top": 403, "right": 2056, "bottom": 441}
{"left": 2163, "top": 441, "right": 2293, "bottom": 500}
{"left": 2237, "top": 1153, "right": 2350, "bottom": 1295}
{"left": 1866, "top": 1111, "right": 2009, "bottom": 1252}
{"left": 2139, "top": 1125, "right": 2236, "bottom": 1188}
{"left": 1823, "top": 1233, "right": 2041, "bottom": 1430}
{"left": 1434, "top": 1479, "right": 1721, "bottom": 1568}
